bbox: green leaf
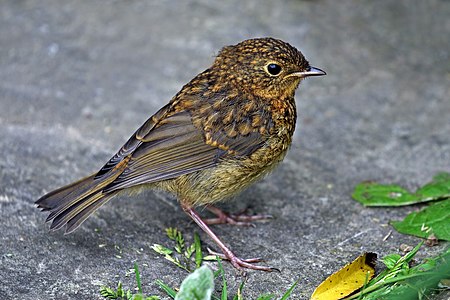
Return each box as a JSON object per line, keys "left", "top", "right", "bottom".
{"left": 391, "top": 199, "right": 450, "bottom": 241}
{"left": 166, "top": 227, "right": 179, "bottom": 240}
{"left": 134, "top": 263, "right": 142, "bottom": 294}
{"left": 376, "top": 249, "right": 450, "bottom": 300}
{"left": 100, "top": 286, "right": 118, "bottom": 299}
{"left": 352, "top": 172, "right": 450, "bottom": 206}
{"left": 352, "top": 183, "right": 418, "bottom": 206}
{"left": 116, "top": 282, "right": 126, "bottom": 298}
{"left": 151, "top": 244, "right": 173, "bottom": 256}
{"left": 175, "top": 265, "right": 214, "bottom": 300}
{"left": 280, "top": 280, "right": 298, "bottom": 300}
{"left": 382, "top": 254, "right": 401, "bottom": 270}
{"left": 185, "top": 243, "right": 195, "bottom": 259}
{"left": 216, "top": 258, "right": 227, "bottom": 300}
{"left": 415, "top": 172, "right": 450, "bottom": 198}
{"left": 155, "top": 279, "right": 177, "bottom": 299}
{"left": 166, "top": 227, "right": 186, "bottom": 254}
{"left": 126, "top": 290, "right": 133, "bottom": 300}
{"left": 233, "top": 280, "right": 245, "bottom": 300}
{"left": 342, "top": 242, "right": 450, "bottom": 300}
{"left": 194, "top": 233, "right": 203, "bottom": 269}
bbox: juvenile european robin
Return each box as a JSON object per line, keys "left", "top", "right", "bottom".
{"left": 36, "top": 37, "right": 325, "bottom": 272}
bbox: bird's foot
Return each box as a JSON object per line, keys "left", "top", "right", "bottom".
{"left": 182, "top": 204, "right": 277, "bottom": 272}
{"left": 207, "top": 248, "right": 279, "bottom": 273}
{"left": 204, "top": 205, "right": 273, "bottom": 226}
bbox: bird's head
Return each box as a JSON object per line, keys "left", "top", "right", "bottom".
{"left": 214, "top": 37, "right": 325, "bottom": 99}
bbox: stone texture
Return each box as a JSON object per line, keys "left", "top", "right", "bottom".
{"left": 1, "top": 0, "right": 449, "bottom": 299}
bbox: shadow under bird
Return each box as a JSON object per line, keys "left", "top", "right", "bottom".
{"left": 36, "top": 37, "right": 326, "bottom": 272}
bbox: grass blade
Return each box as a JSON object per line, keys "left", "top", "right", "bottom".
{"left": 194, "top": 232, "right": 203, "bottom": 269}
{"left": 155, "top": 279, "right": 177, "bottom": 299}
{"left": 280, "top": 280, "right": 298, "bottom": 300}
{"left": 134, "top": 262, "right": 142, "bottom": 294}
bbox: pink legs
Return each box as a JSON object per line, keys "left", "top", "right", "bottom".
{"left": 204, "top": 205, "right": 273, "bottom": 226}
{"left": 181, "top": 203, "right": 277, "bottom": 272}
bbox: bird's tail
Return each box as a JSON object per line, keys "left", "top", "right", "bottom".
{"left": 35, "top": 174, "right": 117, "bottom": 234}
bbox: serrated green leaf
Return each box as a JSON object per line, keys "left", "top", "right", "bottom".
{"left": 176, "top": 234, "right": 185, "bottom": 253}
{"left": 166, "top": 227, "right": 186, "bottom": 254}
{"left": 185, "top": 243, "right": 195, "bottom": 259}
{"left": 391, "top": 199, "right": 450, "bottom": 241}
{"left": 166, "top": 227, "right": 179, "bottom": 240}
{"left": 352, "top": 172, "right": 450, "bottom": 206}
{"left": 175, "top": 265, "right": 214, "bottom": 300}
{"left": 117, "top": 282, "right": 125, "bottom": 297}
{"left": 100, "top": 286, "right": 118, "bottom": 299}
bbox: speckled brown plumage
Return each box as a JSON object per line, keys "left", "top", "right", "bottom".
{"left": 36, "top": 37, "right": 325, "bottom": 272}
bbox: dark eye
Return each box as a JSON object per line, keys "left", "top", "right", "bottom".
{"left": 266, "top": 63, "right": 282, "bottom": 76}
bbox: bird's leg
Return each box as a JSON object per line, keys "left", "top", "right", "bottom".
{"left": 181, "top": 203, "right": 277, "bottom": 272}
{"left": 204, "top": 205, "right": 273, "bottom": 226}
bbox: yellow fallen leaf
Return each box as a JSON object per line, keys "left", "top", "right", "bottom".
{"left": 310, "top": 252, "right": 377, "bottom": 300}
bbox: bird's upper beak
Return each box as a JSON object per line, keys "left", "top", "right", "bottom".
{"left": 287, "top": 66, "right": 326, "bottom": 78}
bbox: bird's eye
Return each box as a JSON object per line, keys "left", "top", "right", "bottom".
{"left": 265, "top": 63, "right": 282, "bottom": 76}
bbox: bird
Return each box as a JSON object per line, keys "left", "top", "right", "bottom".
{"left": 36, "top": 37, "right": 326, "bottom": 272}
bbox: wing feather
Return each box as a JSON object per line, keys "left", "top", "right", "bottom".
{"left": 97, "top": 94, "right": 269, "bottom": 193}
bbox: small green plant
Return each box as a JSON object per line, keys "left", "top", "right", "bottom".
{"left": 101, "top": 228, "right": 299, "bottom": 300}
{"left": 151, "top": 228, "right": 203, "bottom": 272}
{"left": 343, "top": 243, "right": 450, "bottom": 299}
{"left": 100, "top": 263, "right": 160, "bottom": 300}
{"left": 349, "top": 172, "right": 450, "bottom": 299}
{"left": 100, "top": 281, "right": 133, "bottom": 300}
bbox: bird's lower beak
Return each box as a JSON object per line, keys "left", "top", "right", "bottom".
{"left": 288, "top": 66, "right": 326, "bottom": 78}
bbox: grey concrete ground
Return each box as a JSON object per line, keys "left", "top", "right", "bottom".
{"left": 1, "top": 0, "right": 449, "bottom": 299}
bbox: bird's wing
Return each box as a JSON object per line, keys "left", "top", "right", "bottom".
{"left": 94, "top": 103, "right": 172, "bottom": 179}
{"left": 99, "top": 97, "right": 268, "bottom": 193}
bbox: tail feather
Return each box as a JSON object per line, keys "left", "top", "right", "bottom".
{"left": 49, "top": 191, "right": 105, "bottom": 231}
{"left": 36, "top": 173, "right": 118, "bottom": 233}
{"left": 65, "top": 194, "right": 113, "bottom": 233}
{"left": 36, "top": 175, "right": 97, "bottom": 211}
